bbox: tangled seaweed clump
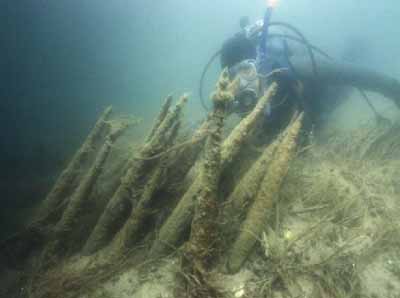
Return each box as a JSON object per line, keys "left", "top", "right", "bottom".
{"left": 1, "top": 71, "right": 400, "bottom": 298}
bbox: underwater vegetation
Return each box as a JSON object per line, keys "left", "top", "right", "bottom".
{"left": 1, "top": 70, "right": 400, "bottom": 298}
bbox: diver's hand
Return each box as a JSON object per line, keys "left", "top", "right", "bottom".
{"left": 266, "top": 0, "right": 278, "bottom": 8}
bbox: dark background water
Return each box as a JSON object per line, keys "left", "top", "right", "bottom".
{"left": 1, "top": 0, "right": 399, "bottom": 239}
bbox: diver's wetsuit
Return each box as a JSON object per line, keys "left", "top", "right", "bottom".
{"left": 221, "top": 7, "right": 292, "bottom": 76}
{"left": 221, "top": 7, "right": 301, "bottom": 135}
{"left": 258, "top": 8, "right": 294, "bottom": 80}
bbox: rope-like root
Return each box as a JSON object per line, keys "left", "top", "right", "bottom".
{"left": 220, "top": 82, "right": 278, "bottom": 169}
{"left": 37, "top": 106, "right": 113, "bottom": 221}
{"left": 177, "top": 264, "right": 222, "bottom": 298}
{"left": 226, "top": 112, "right": 304, "bottom": 273}
{"left": 83, "top": 95, "right": 188, "bottom": 254}
{"left": 150, "top": 70, "right": 237, "bottom": 258}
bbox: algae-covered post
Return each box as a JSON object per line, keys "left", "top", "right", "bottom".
{"left": 53, "top": 121, "right": 131, "bottom": 248}
{"left": 185, "top": 70, "right": 232, "bottom": 269}
{"left": 37, "top": 121, "right": 132, "bottom": 264}
{"left": 220, "top": 82, "right": 278, "bottom": 169}
{"left": 83, "top": 95, "right": 188, "bottom": 254}
{"left": 227, "top": 112, "right": 304, "bottom": 273}
{"left": 147, "top": 94, "right": 174, "bottom": 141}
{"left": 149, "top": 71, "right": 239, "bottom": 258}
{"left": 162, "top": 118, "right": 212, "bottom": 196}
{"left": 177, "top": 70, "right": 234, "bottom": 298}
{"left": 222, "top": 132, "right": 282, "bottom": 223}
{"left": 38, "top": 106, "right": 113, "bottom": 222}
{"left": 114, "top": 119, "right": 183, "bottom": 252}
{"left": 150, "top": 78, "right": 281, "bottom": 258}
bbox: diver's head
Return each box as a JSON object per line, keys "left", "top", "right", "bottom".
{"left": 220, "top": 33, "right": 257, "bottom": 69}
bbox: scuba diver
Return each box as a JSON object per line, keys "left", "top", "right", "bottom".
{"left": 220, "top": 0, "right": 307, "bottom": 133}
{"left": 199, "top": 0, "right": 400, "bottom": 133}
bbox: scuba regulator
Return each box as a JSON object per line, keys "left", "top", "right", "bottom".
{"left": 228, "top": 59, "right": 261, "bottom": 114}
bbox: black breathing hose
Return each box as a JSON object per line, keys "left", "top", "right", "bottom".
{"left": 269, "top": 22, "right": 319, "bottom": 77}
{"left": 269, "top": 33, "right": 332, "bottom": 60}
{"left": 267, "top": 33, "right": 386, "bottom": 122}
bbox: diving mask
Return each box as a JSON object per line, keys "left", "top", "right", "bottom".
{"left": 229, "top": 59, "right": 260, "bottom": 113}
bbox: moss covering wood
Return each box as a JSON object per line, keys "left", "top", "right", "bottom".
{"left": 83, "top": 95, "right": 188, "bottom": 254}
{"left": 227, "top": 113, "right": 304, "bottom": 273}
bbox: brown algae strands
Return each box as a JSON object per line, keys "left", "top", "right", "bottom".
{"left": 38, "top": 106, "right": 113, "bottom": 221}
{"left": 227, "top": 112, "right": 304, "bottom": 273}
{"left": 220, "top": 82, "right": 278, "bottom": 169}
